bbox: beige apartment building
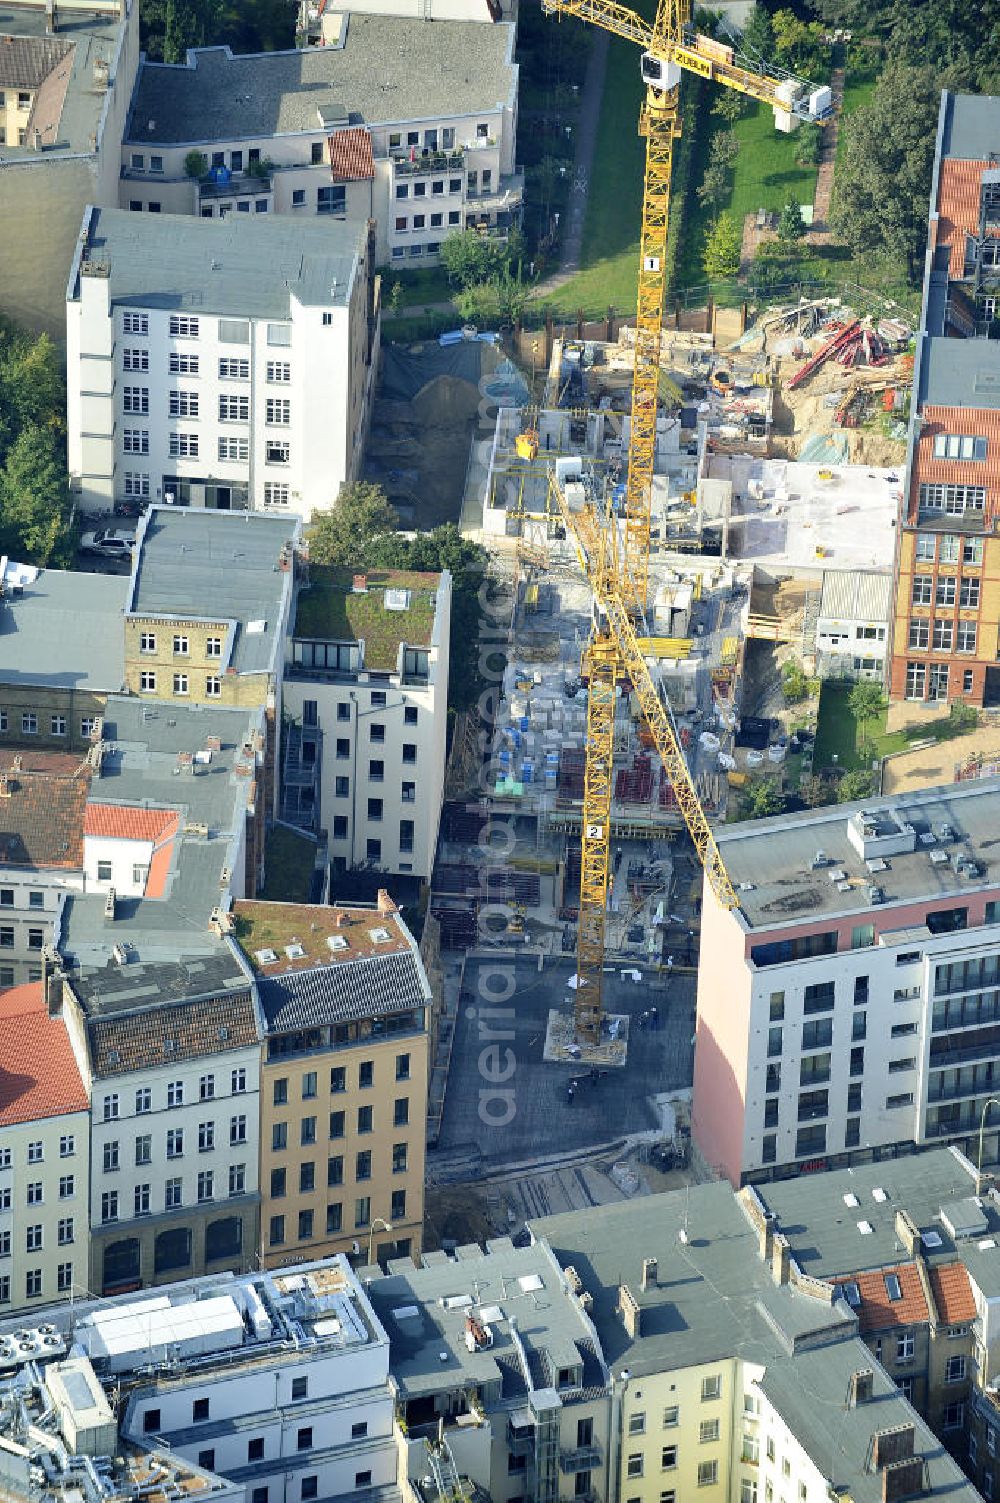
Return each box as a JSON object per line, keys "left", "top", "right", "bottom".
{"left": 233, "top": 896, "right": 430, "bottom": 1267}
{"left": 0, "top": 980, "right": 90, "bottom": 1315}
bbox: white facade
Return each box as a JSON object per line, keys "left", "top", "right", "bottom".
{"left": 815, "top": 570, "right": 892, "bottom": 682}
{"left": 66, "top": 208, "right": 376, "bottom": 521}
{"left": 118, "top": 28, "right": 521, "bottom": 267}
{"left": 281, "top": 573, "right": 451, "bottom": 879}
{"left": 89, "top": 1049, "right": 260, "bottom": 1237}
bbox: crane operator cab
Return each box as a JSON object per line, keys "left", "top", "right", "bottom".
{"left": 641, "top": 51, "right": 681, "bottom": 93}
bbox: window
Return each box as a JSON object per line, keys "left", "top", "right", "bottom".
{"left": 627, "top": 1456, "right": 644, "bottom": 1479}
{"left": 402, "top": 742, "right": 417, "bottom": 763}
{"left": 59, "top": 1134, "right": 74, "bottom": 1158}
{"left": 356, "top": 1150, "right": 372, "bottom": 1181}
{"left": 355, "top": 1196, "right": 371, "bottom": 1229}
{"left": 169, "top": 314, "right": 199, "bottom": 337}
{"left": 124, "top": 472, "right": 150, "bottom": 499}
{"left": 700, "top": 1419, "right": 719, "bottom": 1443}
{"left": 169, "top": 433, "right": 199, "bottom": 458}
{"left": 218, "top": 357, "right": 249, "bottom": 380}
{"left": 218, "top": 436, "right": 249, "bottom": 462}
{"left": 331, "top": 1065, "right": 346, "bottom": 1093}
{"left": 370, "top": 723, "right": 386, "bottom": 744}
{"left": 173, "top": 673, "right": 189, "bottom": 695}
{"left": 301, "top": 1481, "right": 317, "bottom": 1502}
{"left": 219, "top": 395, "right": 249, "bottom": 421}
{"left": 123, "top": 386, "right": 149, "bottom": 414}
{"left": 328, "top": 1155, "right": 344, "bottom": 1186}
{"left": 264, "top": 483, "right": 289, "bottom": 506}
{"left": 896, "top": 1332, "right": 914, "bottom": 1361}
{"left": 139, "top": 670, "right": 157, "bottom": 693}
{"left": 697, "top": 1462, "right": 718, "bottom": 1487}
{"left": 134, "top": 1183, "right": 151, "bottom": 1217}
{"left": 367, "top": 797, "right": 383, "bottom": 821}
{"left": 905, "top": 662, "right": 926, "bottom": 699}
{"left": 134, "top": 1133, "right": 152, "bottom": 1166}
{"left": 163, "top": 1177, "right": 182, "bottom": 1210}
{"left": 230, "top": 1114, "right": 247, "bottom": 1145}
{"left": 232, "top": 1067, "right": 247, "bottom": 1093}
{"left": 101, "top": 1191, "right": 119, "bottom": 1224}
{"left": 198, "top": 1121, "right": 215, "bottom": 1152}
{"left": 169, "top": 390, "right": 199, "bottom": 417}
{"left": 123, "top": 311, "right": 149, "bottom": 335}
{"left": 945, "top": 1354, "right": 966, "bottom": 1384}
{"left": 265, "top": 397, "right": 291, "bottom": 425}
{"left": 21, "top": 712, "right": 37, "bottom": 735}
{"left": 123, "top": 347, "right": 149, "bottom": 371}
{"left": 298, "top": 1209, "right": 314, "bottom": 1240}
{"left": 908, "top": 619, "right": 929, "bottom": 649}
{"left": 299, "top": 1115, "right": 318, "bottom": 1147}
{"left": 943, "top": 1402, "right": 964, "bottom": 1431}
{"left": 701, "top": 1375, "right": 721, "bottom": 1401}
{"left": 269, "top": 1215, "right": 285, "bottom": 1246}
{"left": 124, "top": 428, "right": 150, "bottom": 455}
{"left": 103, "top": 1094, "right": 120, "bottom": 1122}
{"left": 166, "top": 1128, "right": 184, "bottom": 1158}
{"left": 957, "top": 620, "right": 977, "bottom": 654}
{"left": 933, "top": 433, "right": 988, "bottom": 461}
{"left": 169, "top": 351, "right": 199, "bottom": 374}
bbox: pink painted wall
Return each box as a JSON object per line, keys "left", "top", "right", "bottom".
{"left": 692, "top": 880, "right": 753, "bottom": 1186}
{"left": 740, "top": 888, "right": 1000, "bottom": 961}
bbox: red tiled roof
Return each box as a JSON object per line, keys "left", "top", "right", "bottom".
{"left": 144, "top": 826, "right": 178, "bottom": 900}
{"left": 0, "top": 761, "right": 90, "bottom": 870}
{"left": 84, "top": 804, "right": 178, "bottom": 843}
{"left": 930, "top": 1262, "right": 977, "bottom": 1325}
{"left": 833, "top": 1263, "right": 928, "bottom": 1332}
{"left": 936, "top": 158, "right": 992, "bottom": 277}
{"left": 328, "top": 127, "right": 374, "bottom": 182}
{"left": 0, "top": 983, "right": 89, "bottom": 1127}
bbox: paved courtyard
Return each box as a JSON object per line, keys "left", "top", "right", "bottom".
{"left": 431, "top": 953, "right": 696, "bottom": 1172}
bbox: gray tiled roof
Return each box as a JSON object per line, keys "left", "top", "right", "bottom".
{"left": 124, "top": 18, "right": 516, "bottom": 146}
{"left": 258, "top": 950, "right": 428, "bottom": 1031}
{"left": 0, "top": 33, "right": 71, "bottom": 88}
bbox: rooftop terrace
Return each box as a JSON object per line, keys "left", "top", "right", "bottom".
{"left": 293, "top": 568, "right": 440, "bottom": 673}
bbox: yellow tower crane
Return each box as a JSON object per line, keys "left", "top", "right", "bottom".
{"left": 542, "top": 0, "right": 832, "bottom": 615}
{"left": 539, "top": 12, "right": 829, "bottom": 1042}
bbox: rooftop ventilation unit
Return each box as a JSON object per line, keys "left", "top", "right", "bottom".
{"left": 866, "top": 858, "right": 889, "bottom": 873}
{"left": 246, "top": 619, "right": 267, "bottom": 634}
{"left": 327, "top": 935, "right": 349, "bottom": 952}
{"left": 872, "top": 1187, "right": 888, "bottom": 1202}
{"left": 828, "top": 868, "right": 847, "bottom": 883}
{"left": 369, "top": 927, "right": 392, "bottom": 944}
{"left": 285, "top": 943, "right": 306, "bottom": 960}
{"left": 921, "top": 1230, "right": 942, "bottom": 1249}
{"left": 930, "top": 849, "right": 949, "bottom": 865}
{"left": 255, "top": 948, "right": 278, "bottom": 965}
{"left": 384, "top": 589, "right": 411, "bottom": 611}
{"left": 857, "top": 1220, "right": 874, "bottom": 1235}
{"left": 937, "top": 824, "right": 956, "bottom": 842}
{"left": 843, "top": 1193, "right": 860, "bottom": 1208}
{"left": 811, "top": 850, "right": 829, "bottom": 869}
{"left": 867, "top": 885, "right": 885, "bottom": 904}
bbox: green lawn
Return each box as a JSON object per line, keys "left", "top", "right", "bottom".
{"left": 538, "top": 26, "right": 648, "bottom": 318}
{"left": 814, "top": 681, "right": 980, "bottom": 772}
{"left": 261, "top": 824, "right": 318, "bottom": 905}
{"left": 382, "top": 265, "right": 453, "bottom": 313}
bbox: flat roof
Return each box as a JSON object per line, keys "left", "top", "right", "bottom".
{"left": 920, "top": 336, "right": 1000, "bottom": 411}
{"left": 59, "top": 696, "right": 264, "bottom": 979}
{"left": 717, "top": 776, "right": 1000, "bottom": 930}
{"left": 704, "top": 457, "right": 899, "bottom": 573}
{"left": 129, "top": 506, "right": 299, "bottom": 676}
{"left": 0, "top": 0, "right": 124, "bottom": 160}
{"left": 124, "top": 18, "right": 516, "bottom": 146}
{"left": 365, "top": 1240, "right": 603, "bottom": 1400}
{"left": 940, "top": 90, "right": 1000, "bottom": 162}
{"left": 293, "top": 568, "right": 440, "bottom": 671}
{"left": 0, "top": 568, "right": 126, "bottom": 690}
{"left": 72, "top": 210, "right": 363, "bottom": 317}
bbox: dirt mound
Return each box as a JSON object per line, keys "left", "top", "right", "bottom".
{"left": 411, "top": 373, "right": 482, "bottom": 428}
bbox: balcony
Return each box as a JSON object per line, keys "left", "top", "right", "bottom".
{"left": 392, "top": 148, "right": 465, "bottom": 178}
{"left": 559, "top": 1444, "right": 602, "bottom": 1474}
{"left": 199, "top": 173, "right": 273, "bottom": 200}
{"left": 466, "top": 169, "right": 525, "bottom": 212}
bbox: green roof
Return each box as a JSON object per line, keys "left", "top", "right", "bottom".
{"left": 293, "top": 568, "right": 439, "bottom": 672}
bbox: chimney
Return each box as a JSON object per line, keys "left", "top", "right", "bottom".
{"left": 352, "top": 573, "right": 368, "bottom": 594}
{"left": 641, "top": 1256, "right": 658, "bottom": 1291}
{"left": 333, "top": 909, "right": 347, "bottom": 928}
{"left": 759, "top": 1211, "right": 775, "bottom": 1264}
{"left": 104, "top": 887, "right": 117, "bottom": 922}
{"left": 42, "top": 949, "right": 62, "bottom": 1016}
{"left": 618, "top": 1284, "right": 641, "bottom": 1338}
{"left": 874, "top": 1426, "right": 915, "bottom": 1469}
{"left": 0, "top": 775, "right": 9, "bottom": 800}
{"left": 377, "top": 888, "right": 397, "bottom": 915}
{"left": 894, "top": 1208, "right": 920, "bottom": 1256}
{"left": 771, "top": 1231, "right": 790, "bottom": 1286}
{"left": 849, "top": 1369, "right": 874, "bottom": 1407}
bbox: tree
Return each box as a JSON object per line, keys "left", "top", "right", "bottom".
{"left": 798, "top": 773, "right": 836, "bottom": 808}
{"left": 439, "top": 231, "right": 505, "bottom": 291}
{"left": 771, "top": 9, "right": 828, "bottom": 78}
{"left": 712, "top": 88, "right": 746, "bottom": 125}
{"left": 697, "top": 130, "right": 740, "bottom": 214}
{"left": 837, "top": 768, "right": 877, "bottom": 802}
{"left": 455, "top": 283, "right": 496, "bottom": 326}
{"left": 739, "top": 2, "right": 774, "bottom": 61}
{"left": 702, "top": 213, "right": 743, "bottom": 279}
{"left": 163, "top": 0, "right": 203, "bottom": 61}
{"left": 795, "top": 125, "right": 823, "bottom": 168}
{"left": 777, "top": 199, "right": 806, "bottom": 245}
{"left": 184, "top": 150, "right": 208, "bottom": 179}
{"left": 307, "top": 482, "right": 399, "bottom": 568}
{"left": 741, "top": 779, "right": 785, "bottom": 820}
{"left": 0, "top": 424, "right": 73, "bottom": 566}
{"left": 781, "top": 659, "right": 810, "bottom": 703}
{"left": 831, "top": 60, "right": 939, "bottom": 281}
{"left": 388, "top": 281, "right": 404, "bottom": 317}
{"left": 848, "top": 679, "right": 886, "bottom": 751}
{"left": 492, "top": 269, "right": 529, "bottom": 327}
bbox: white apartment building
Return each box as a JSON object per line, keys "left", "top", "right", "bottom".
{"left": 0, "top": 979, "right": 90, "bottom": 1315}
{"left": 281, "top": 568, "right": 451, "bottom": 880}
{"left": 75, "top": 963, "right": 263, "bottom": 1295}
{"left": 0, "top": 1258, "right": 398, "bottom": 1503}
{"left": 66, "top": 207, "right": 377, "bottom": 521}
{"left": 693, "top": 778, "right": 1000, "bottom": 1186}
{"left": 118, "top": 16, "right": 520, "bottom": 266}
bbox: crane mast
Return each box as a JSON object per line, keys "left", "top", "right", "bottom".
{"left": 539, "top": 0, "right": 829, "bottom": 1039}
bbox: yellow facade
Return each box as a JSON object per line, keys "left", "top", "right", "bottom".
{"left": 259, "top": 1031, "right": 427, "bottom": 1268}
{"left": 0, "top": 86, "right": 33, "bottom": 148}
{"left": 123, "top": 616, "right": 271, "bottom": 710}
{"left": 620, "top": 1359, "right": 740, "bottom": 1503}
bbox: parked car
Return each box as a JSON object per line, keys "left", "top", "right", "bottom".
{"left": 79, "top": 528, "right": 135, "bottom": 560}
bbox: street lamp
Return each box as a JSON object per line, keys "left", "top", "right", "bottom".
{"left": 977, "top": 1097, "right": 1000, "bottom": 1192}
{"left": 368, "top": 1217, "right": 393, "bottom": 1265}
